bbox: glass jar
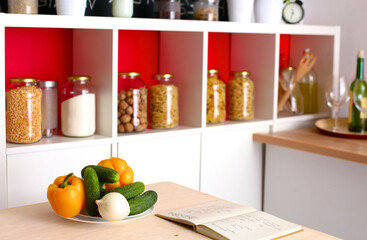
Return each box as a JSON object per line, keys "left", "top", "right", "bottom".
{"left": 6, "top": 78, "right": 42, "bottom": 143}
{"left": 112, "top": 0, "right": 133, "bottom": 18}
{"left": 297, "top": 48, "right": 319, "bottom": 114}
{"left": 227, "top": 71, "right": 254, "bottom": 120}
{"left": 154, "top": 0, "right": 181, "bottom": 19}
{"left": 60, "top": 76, "right": 96, "bottom": 137}
{"left": 193, "top": 0, "right": 219, "bottom": 21}
{"left": 207, "top": 69, "right": 226, "bottom": 123}
{"left": 149, "top": 74, "right": 179, "bottom": 129}
{"left": 7, "top": 0, "right": 38, "bottom": 14}
{"left": 38, "top": 80, "right": 58, "bottom": 137}
{"left": 118, "top": 72, "right": 147, "bottom": 133}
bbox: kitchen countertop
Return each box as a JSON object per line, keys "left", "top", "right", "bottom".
{"left": 253, "top": 127, "right": 367, "bottom": 165}
{"left": 0, "top": 181, "right": 340, "bottom": 240}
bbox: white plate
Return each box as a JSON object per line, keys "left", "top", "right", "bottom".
{"left": 64, "top": 206, "right": 154, "bottom": 223}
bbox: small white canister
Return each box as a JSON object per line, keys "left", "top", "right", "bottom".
{"left": 112, "top": 0, "right": 134, "bottom": 18}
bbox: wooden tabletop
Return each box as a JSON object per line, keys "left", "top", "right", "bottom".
{"left": 253, "top": 127, "right": 367, "bottom": 165}
{"left": 0, "top": 181, "right": 339, "bottom": 240}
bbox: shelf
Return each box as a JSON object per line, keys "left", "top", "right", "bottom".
{"left": 1, "top": 13, "right": 340, "bottom": 36}
{"left": 6, "top": 134, "right": 112, "bottom": 155}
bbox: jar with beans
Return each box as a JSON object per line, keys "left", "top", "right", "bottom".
{"left": 206, "top": 69, "right": 226, "bottom": 123}
{"left": 6, "top": 78, "right": 42, "bottom": 143}
{"left": 149, "top": 74, "right": 179, "bottom": 129}
{"left": 118, "top": 72, "right": 147, "bottom": 133}
{"left": 227, "top": 71, "right": 254, "bottom": 121}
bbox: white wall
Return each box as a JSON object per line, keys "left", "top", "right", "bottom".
{"left": 302, "top": 0, "right": 367, "bottom": 116}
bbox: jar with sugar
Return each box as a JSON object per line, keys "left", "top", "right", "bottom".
{"left": 60, "top": 76, "right": 96, "bottom": 137}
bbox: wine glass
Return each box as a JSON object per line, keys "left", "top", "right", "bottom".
{"left": 353, "top": 79, "right": 367, "bottom": 133}
{"left": 325, "top": 75, "right": 349, "bottom": 132}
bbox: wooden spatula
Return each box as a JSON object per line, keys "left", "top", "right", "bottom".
{"left": 277, "top": 52, "right": 318, "bottom": 113}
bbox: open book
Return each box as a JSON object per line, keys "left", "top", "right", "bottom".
{"left": 156, "top": 200, "right": 302, "bottom": 240}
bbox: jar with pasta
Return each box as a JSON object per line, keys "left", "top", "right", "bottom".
{"left": 60, "top": 76, "right": 96, "bottom": 137}
{"left": 149, "top": 74, "right": 179, "bottom": 129}
{"left": 6, "top": 78, "right": 42, "bottom": 143}
{"left": 207, "top": 69, "right": 226, "bottom": 123}
{"left": 118, "top": 72, "right": 147, "bottom": 133}
{"left": 193, "top": 0, "right": 219, "bottom": 21}
{"left": 227, "top": 71, "right": 254, "bottom": 121}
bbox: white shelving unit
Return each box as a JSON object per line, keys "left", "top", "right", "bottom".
{"left": 0, "top": 13, "right": 340, "bottom": 210}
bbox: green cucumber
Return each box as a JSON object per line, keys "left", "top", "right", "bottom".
{"left": 81, "top": 165, "right": 119, "bottom": 183}
{"left": 99, "top": 182, "right": 106, "bottom": 196}
{"left": 128, "top": 190, "right": 158, "bottom": 216}
{"left": 84, "top": 167, "right": 100, "bottom": 216}
{"left": 103, "top": 181, "right": 145, "bottom": 199}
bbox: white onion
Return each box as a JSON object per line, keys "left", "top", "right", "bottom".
{"left": 96, "top": 192, "right": 130, "bottom": 221}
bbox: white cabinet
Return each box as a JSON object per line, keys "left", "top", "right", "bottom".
{"left": 201, "top": 124, "right": 270, "bottom": 209}
{"left": 0, "top": 13, "right": 340, "bottom": 209}
{"left": 118, "top": 133, "right": 201, "bottom": 191}
{"left": 7, "top": 144, "right": 111, "bottom": 208}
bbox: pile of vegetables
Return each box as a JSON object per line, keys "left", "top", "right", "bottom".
{"left": 47, "top": 157, "right": 158, "bottom": 221}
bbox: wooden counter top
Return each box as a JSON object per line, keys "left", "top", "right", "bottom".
{"left": 253, "top": 127, "right": 367, "bottom": 165}
{"left": 0, "top": 182, "right": 339, "bottom": 240}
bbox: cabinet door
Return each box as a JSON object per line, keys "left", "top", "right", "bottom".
{"left": 201, "top": 126, "right": 269, "bottom": 209}
{"left": 7, "top": 144, "right": 111, "bottom": 208}
{"left": 118, "top": 134, "right": 201, "bottom": 191}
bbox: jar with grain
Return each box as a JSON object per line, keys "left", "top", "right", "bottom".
{"left": 227, "top": 71, "right": 254, "bottom": 121}
{"left": 38, "top": 80, "right": 58, "bottom": 137}
{"left": 60, "top": 76, "right": 96, "bottom": 137}
{"left": 193, "top": 0, "right": 219, "bottom": 21}
{"left": 6, "top": 78, "right": 42, "bottom": 143}
{"left": 207, "top": 69, "right": 226, "bottom": 123}
{"left": 8, "top": 0, "right": 38, "bottom": 14}
{"left": 118, "top": 72, "right": 147, "bottom": 133}
{"left": 154, "top": 0, "right": 181, "bottom": 19}
{"left": 149, "top": 74, "right": 179, "bottom": 129}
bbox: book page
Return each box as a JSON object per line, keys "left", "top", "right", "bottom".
{"left": 156, "top": 200, "right": 257, "bottom": 226}
{"left": 197, "top": 211, "right": 302, "bottom": 240}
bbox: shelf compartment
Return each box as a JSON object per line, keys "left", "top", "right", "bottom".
{"left": 278, "top": 34, "right": 335, "bottom": 119}
{"left": 206, "top": 32, "right": 276, "bottom": 126}
{"left": 117, "top": 30, "right": 204, "bottom": 136}
{"left": 4, "top": 27, "right": 114, "bottom": 151}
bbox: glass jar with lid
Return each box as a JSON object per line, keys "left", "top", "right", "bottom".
{"left": 60, "top": 76, "right": 96, "bottom": 137}
{"left": 207, "top": 69, "right": 226, "bottom": 123}
{"left": 8, "top": 0, "right": 38, "bottom": 14}
{"left": 154, "top": 0, "right": 181, "bottom": 19}
{"left": 38, "top": 80, "right": 58, "bottom": 137}
{"left": 227, "top": 71, "right": 254, "bottom": 121}
{"left": 149, "top": 74, "right": 179, "bottom": 129}
{"left": 118, "top": 72, "right": 147, "bottom": 133}
{"left": 193, "top": 0, "right": 219, "bottom": 21}
{"left": 6, "top": 78, "right": 42, "bottom": 143}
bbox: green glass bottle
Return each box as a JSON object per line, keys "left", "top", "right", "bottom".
{"left": 348, "top": 50, "right": 365, "bottom": 132}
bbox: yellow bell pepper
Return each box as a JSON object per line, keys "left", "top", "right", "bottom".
{"left": 97, "top": 157, "right": 134, "bottom": 191}
{"left": 47, "top": 173, "right": 85, "bottom": 218}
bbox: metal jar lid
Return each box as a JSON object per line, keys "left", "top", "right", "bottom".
{"left": 9, "top": 78, "right": 37, "bottom": 83}
{"left": 67, "top": 76, "right": 91, "bottom": 81}
{"left": 37, "top": 80, "right": 58, "bottom": 88}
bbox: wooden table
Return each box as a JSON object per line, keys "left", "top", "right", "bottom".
{"left": 0, "top": 182, "right": 339, "bottom": 240}
{"left": 253, "top": 127, "right": 367, "bottom": 165}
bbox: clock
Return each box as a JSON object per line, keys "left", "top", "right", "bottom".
{"left": 282, "top": 0, "right": 304, "bottom": 24}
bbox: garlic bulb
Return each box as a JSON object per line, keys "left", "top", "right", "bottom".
{"left": 96, "top": 192, "right": 130, "bottom": 221}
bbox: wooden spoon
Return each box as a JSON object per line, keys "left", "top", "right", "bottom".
{"left": 277, "top": 52, "right": 318, "bottom": 113}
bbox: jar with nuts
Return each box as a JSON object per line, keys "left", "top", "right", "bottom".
{"left": 149, "top": 74, "right": 179, "bottom": 129}
{"left": 227, "top": 71, "right": 254, "bottom": 121}
{"left": 118, "top": 72, "right": 147, "bottom": 133}
{"left": 6, "top": 78, "right": 42, "bottom": 143}
{"left": 207, "top": 69, "right": 226, "bottom": 123}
